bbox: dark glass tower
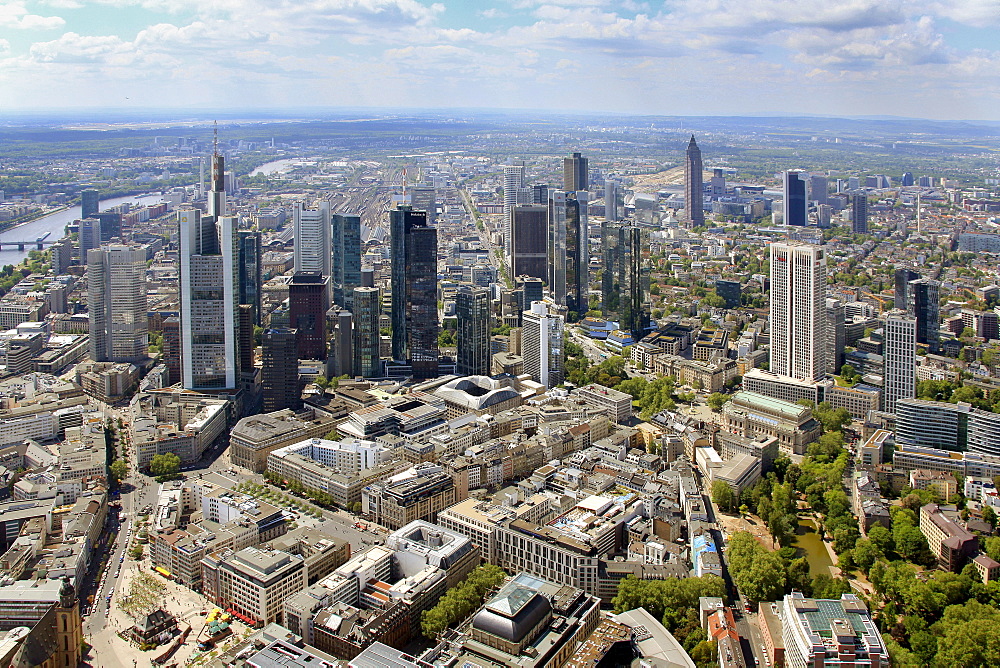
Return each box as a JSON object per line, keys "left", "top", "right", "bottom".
{"left": 457, "top": 286, "right": 490, "bottom": 376}
{"left": 262, "top": 328, "right": 301, "bottom": 413}
{"left": 563, "top": 152, "right": 588, "bottom": 191}
{"left": 332, "top": 213, "right": 362, "bottom": 312}
{"left": 783, "top": 171, "right": 807, "bottom": 226}
{"left": 510, "top": 205, "right": 547, "bottom": 281}
{"left": 894, "top": 268, "right": 919, "bottom": 310}
{"left": 390, "top": 206, "right": 439, "bottom": 378}
{"left": 80, "top": 189, "right": 99, "bottom": 219}
{"left": 684, "top": 136, "right": 704, "bottom": 228}
{"left": 601, "top": 222, "right": 650, "bottom": 338}
{"left": 353, "top": 286, "right": 381, "bottom": 378}
{"left": 716, "top": 280, "right": 741, "bottom": 310}
{"left": 288, "top": 271, "right": 329, "bottom": 360}
{"left": 851, "top": 194, "right": 868, "bottom": 234}
{"left": 907, "top": 278, "right": 940, "bottom": 352}
{"left": 237, "top": 230, "right": 262, "bottom": 326}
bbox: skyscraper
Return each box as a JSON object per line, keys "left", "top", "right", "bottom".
{"left": 332, "top": 213, "right": 362, "bottom": 312}
{"left": 510, "top": 205, "right": 548, "bottom": 281}
{"left": 237, "top": 230, "right": 262, "bottom": 326}
{"left": 261, "top": 328, "right": 301, "bottom": 413}
{"left": 808, "top": 174, "right": 828, "bottom": 206}
{"left": 883, "top": 310, "right": 916, "bottom": 415}
{"left": 409, "top": 186, "right": 437, "bottom": 223}
{"left": 601, "top": 222, "right": 650, "bottom": 339}
{"left": 87, "top": 243, "right": 148, "bottom": 362}
{"left": 390, "top": 206, "right": 439, "bottom": 378}
{"left": 907, "top": 278, "right": 940, "bottom": 352}
{"left": 894, "top": 268, "right": 920, "bottom": 310}
{"left": 456, "top": 286, "right": 490, "bottom": 376}
{"left": 79, "top": 217, "right": 102, "bottom": 260}
{"left": 179, "top": 207, "right": 238, "bottom": 391}
{"left": 563, "top": 152, "right": 588, "bottom": 191}
{"left": 851, "top": 194, "right": 868, "bottom": 234}
{"left": 288, "top": 271, "right": 329, "bottom": 360}
{"left": 94, "top": 211, "right": 122, "bottom": 242}
{"left": 353, "top": 286, "right": 381, "bottom": 378}
{"left": 782, "top": 171, "right": 807, "bottom": 226}
{"left": 826, "top": 297, "right": 846, "bottom": 374}
{"left": 604, "top": 178, "right": 619, "bottom": 222}
{"left": 548, "top": 191, "right": 588, "bottom": 317}
{"left": 523, "top": 302, "right": 564, "bottom": 388}
{"left": 770, "top": 243, "right": 826, "bottom": 381}
{"left": 684, "top": 136, "right": 705, "bottom": 228}
{"left": 716, "top": 280, "right": 741, "bottom": 310}
{"left": 81, "top": 189, "right": 99, "bottom": 219}
{"left": 329, "top": 309, "right": 353, "bottom": 378}
{"left": 293, "top": 200, "right": 332, "bottom": 278}
{"left": 503, "top": 162, "right": 527, "bottom": 261}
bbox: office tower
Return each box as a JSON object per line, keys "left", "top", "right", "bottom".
{"left": 563, "top": 152, "right": 588, "bottom": 191}
{"left": 601, "top": 222, "right": 650, "bottom": 339}
{"left": 907, "top": 278, "right": 940, "bottom": 352}
{"left": 523, "top": 302, "right": 564, "bottom": 388}
{"left": 293, "top": 200, "right": 332, "bottom": 278}
{"left": 710, "top": 168, "right": 726, "bottom": 195}
{"left": 79, "top": 217, "right": 102, "bottom": 259}
{"left": 901, "top": 172, "right": 914, "bottom": 187}
{"left": 179, "top": 207, "right": 238, "bottom": 391}
{"left": 390, "top": 206, "right": 439, "bottom": 378}
{"left": 330, "top": 309, "right": 353, "bottom": 377}
{"left": 918, "top": 176, "right": 932, "bottom": 187}
{"left": 80, "top": 188, "right": 99, "bottom": 219}
{"left": 94, "top": 211, "right": 122, "bottom": 242}
{"left": 238, "top": 304, "right": 255, "bottom": 377}
{"left": 548, "top": 191, "right": 588, "bottom": 317}
{"left": 162, "top": 316, "right": 180, "bottom": 385}
{"left": 87, "top": 244, "right": 148, "bottom": 362}
{"left": 237, "top": 230, "right": 262, "bottom": 326}
{"left": 716, "top": 280, "right": 741, "bottom": 310}
{"left": 851, "top": 194, "right": 868, "bottom": 234}
{"left": 884, "top": 310, "right": 916, "bottom": 414}
{"left": 684, "top": 136, "right": 705, "bottom": 228}
{"left": 503, "top": 162, "right": 526, "bottom": 260}
{"left": 782, "top": 171, "right": 807, "bottom": 226}
{"left": 825, "top": 297, "right": 846, "bottom": 374}
{"left": 531, "top": 184, "right": 549, "bottom": 205}
{"left": 261, "top": 328, "right": 301, "bottom": 413}
{"left": 510, "top": 205, "right": 548, "bottom": 281}
{"left": 520, "top": 277, "right": 544, "bottom": 307}
{"left": 410, "top": 186, "right": 436, "bottom": 223}
{"left": 770, "top": 243, "right": 826, "bottom": 381}
{"left": 360, "top": 267, "right": 375, "bottom": 288}
{"left": 288, "top": 271, "right": 329, "bottom": 360}
{"left": 809, "top": 174, "right": 828, "bottom": 205}
{"left": 604, "top": 178, "right": 619, "bottom": 221}
{"left": 332, "top": 213, "right": 362, "bottom": 312}
{"left": 848, "top": 176, "right": 860, "bottom": 190}
{"left": 894, "top": 268, "right": 919, "bottom": 310}
{"left": 456, "top": 286, "right": 491, "bottom": 376}
{"left": 353, "top": 287, "right": 381, "bottom": 378}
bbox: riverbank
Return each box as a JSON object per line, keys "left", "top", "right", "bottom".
{"left": 0, "top": 205, "right": 70, "bottom": 234}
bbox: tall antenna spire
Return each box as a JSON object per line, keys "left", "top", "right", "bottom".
{"left": 213, "top": 120, "right": 219, "bottom": 157}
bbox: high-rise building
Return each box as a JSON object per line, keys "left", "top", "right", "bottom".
{"left": 162, "top": 316, "right": 181, "bottom": 386}
{"left": 80, "top": 188, "right": 99, "bottom": 219}
{"left": 548, "top": 191, "right": 588, "bottom": 317}
{"left": 783, "top": 171, "right": 807, "bottom": 226}
{"left": 288, "top": 271, "right": 329, "bottom": 360}
{"left": 901, "top": 172, "right": 914, "bottom": 187}
{"left": 563, "top": 152, "right": 588, "bottom": 191}
{"left": 503, "top": 162, "right": 527, "bottom": 260}
{"left": 94, "top": 211, "right": 122, "bottom": 242}
{"left": 684, "top": 136, "right": 705, "bottom": 228}
{"left": 907, "top": 278, "right": 940, "bottom": 352}
{"left": 778, "top": 593, "right": 886, "bottom": 668}
{"left": 79, "top": 217, "right": 102, "bottom": 260}
{"left": 604, "top": 178, "right": 619, "bottom": 221}
{"left": 237, "top": 230, "right": 263, "bottom": 326}
{"left": 894, "top": 268, "right": 920, "bottom": 310}
{"left": 179, "top": 206, "right": 238, "bottom": 391}
{"left": 716, "top": 280, "right": 741, "bottom": 310}
{"left": 262, "top": 328, "right": 300, "bottom": 413}
{"left": 522, "top": 301, "right": 564, "bottom": 388}
{"left": 510, "top": 205, "right": 547, "bottom": 281}
{"left": 390, "top": 206, "right": 438, "bottom": 378}
{"left": 87, "top": 243, "right": 148, "bottom": 363}
{"left": 332, "top": 213, "right": 362, "bottom": 312}
{"left": 883, "top": 310, "right": 916, "bottom": 415}
{"left": 409, "top": 186, "right": 437, "bottom": 223}
{"left": 851, "top": 194, "right": 868, "bottom": 234}
{"left": 601, "top": 222, "right": 650, "bottom": 338}
{"left": 531, "top": 184, "right": 549, "bottom": 205}
{"left": 329, "top": 308, "right": 353, "bottom": 378}
{"left": 825, "top": 297, "right": 846, "bottom": 375}
{"left": 353, "top": 287, "right": 381, "bottom": 378}
{"left": 293, "top": 200, "right": 332, "bottom": 279}
{"left": 770, "top": 243, "right": 826, "bottom": 381}
{"left": 808, "top": 174, "right": 828, "bottom": 206}
{"left": 457, "top": 286, "right": 490, "bottom": 376}
{"left": 520, "top": 277, "right": 544, "bottom": 308}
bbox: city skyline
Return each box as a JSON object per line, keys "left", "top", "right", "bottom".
{"left": 2, "top": 1, "right": 1000, "bottom": 120}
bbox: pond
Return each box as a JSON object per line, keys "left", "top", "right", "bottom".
{"left": 795, "top": 517, "right": 835, "bottom": 577}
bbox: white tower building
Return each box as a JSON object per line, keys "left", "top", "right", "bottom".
{"left": 293, "top": 200, "right": 332, "bottom": 278}
{"left": 87, "top": 244, "right": 148, "bottom": 362}
{"left": 522, "top": 301, "right": 564, "bottom": 388}
{"left": 770, "top": 243, "right": 826, "bottom": 381}
{"left": 883, "top": 310, "right": 916, "bottom": 414}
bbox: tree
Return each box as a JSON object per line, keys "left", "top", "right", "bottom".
{"left": 983, "top": 505, "right": 997, "bottom": 529}
{"left": 711, "top": 480, "right": 737, "bottom": 513}
{"left": 324, "top": 428, "right": 341, "bottom": 441}
{"left": 109, "top": 459, "right": 128, "bottom": 483}
{"left": 706, "top": 392, "right": 731, "bottom": 412}
{"left": 726, "top": 531, "right": 787, "bottom": 602}
{"left": 149, "top": 453, "right": 181, "bottom": 477}
{"left": 813, "top": 401, "right": 851, "bottom": 433}
{"left": 129, "top": 544, "right": 144, "bottom": 561}
{"left": 421, "top": 564, "right": 506, "bottom": 639}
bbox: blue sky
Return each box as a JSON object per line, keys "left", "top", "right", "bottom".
{"left": 2, "top": 0, "right": 1000, "bottom": 119}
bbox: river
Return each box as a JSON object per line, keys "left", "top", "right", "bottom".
{"left": 0, "top": 193, "right": 165, "bottom": 264}
{"left": 249, "top": 159, "right": 300, "bottom": 177}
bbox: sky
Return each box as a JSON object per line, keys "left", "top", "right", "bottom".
{"left": 2, "top": 0, "right": 1000, "bottom": 120}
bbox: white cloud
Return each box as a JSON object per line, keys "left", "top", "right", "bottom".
{"left": 0, "top": 2, "right": 65, "bottom": 29}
